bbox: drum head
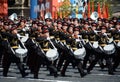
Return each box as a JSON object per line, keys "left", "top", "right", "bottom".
{"left": 74, "top": 47, "right": 86, "bottom": 59}
{"left": 103, "top": 44, "right": 115, "bottom": 54}
{"left": 93, "top": 41, "right": 99, "bottom": 48}
{"left": 15, "top": 48, "right": 28, "bottom": 57}
{"left": 46, "top": 49, "right": 59, "bottom": 61}
{"left": 103, "top": 44, "right": 114, "bottom": 51}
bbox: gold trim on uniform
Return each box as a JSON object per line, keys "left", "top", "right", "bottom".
{"left": 72, "top": 47, "right": 78, "bottom": 51}
{"left": 114, "top": 40, "right": 120, "bottom": 42}
{"left": 11, "top": 46, "right": 19, "bottom": 49}
{"left": 43, "top": 48, "right": 49, "bottom": 52}
{"left": 3, "top": 38, "right": 7, "bottom": 40}
{"left": 100, "top": 44, "right": 106, "bottom": 47}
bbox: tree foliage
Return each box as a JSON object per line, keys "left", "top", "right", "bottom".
{"left": 59, "top": 0, "right": 71, "bottom": 18}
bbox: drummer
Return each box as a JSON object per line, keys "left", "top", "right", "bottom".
{"left": 0, "top": 21, "right": 10, "bottom": 64}
{"left": 25, "top": 22, "right": 45, "bottom": 79}
{"left": 36, "top": 25, "right": 58, "bottom": 77}
{"left": 57, "top": 22, "right": 70, "bottom": 71}
{"left": 2, "top": 25, "right": 28, "bottom": 77}
{"left": 82, "top": 23, "right": 99, "bottom": 69}
{"left": 87, "top": 26, "right": 115, "bottom": 75}
{"left": 112, "top": 22, "right": 120, "bottom": 71}
{"left": 60, "top": 27, "right": 87, "bottom": 77}
{"left": 45, "top": 18, "right": 54, "bottom": 36}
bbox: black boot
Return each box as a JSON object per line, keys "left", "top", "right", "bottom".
{"left": 34, "top": 73, "right": 38, "bottom": 79}
{"left": 54, "top": 71, "right": 58, "bottom": 77}
{"left": 60, "top": 70, "right": 66, "bottom": 76}
{"left": 17, "top": 63, "right": 28, "bottom": 78}
{"left": 108, "top": 72, "right": 114, "bottom": 75}
{"left": 22, "top": 73, "right": 29, "bottom": 78}
{"left": 77, "top": 61, "right": 87, "bottom": 77}
{"left": 81, "top": 72, "right": 87, "bottom": 78}
{"left": 87, "top": 69, "right": 91, "bottom": 74}
{"left": 48, "top": 65, "right": 58, "bottom": 77}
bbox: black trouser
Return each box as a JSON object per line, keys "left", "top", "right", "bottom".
{"left": 82, "top": 48, "right": 92, "bottom": 69}
{"left": 61, "top": 54, "right": 86, "bottom": 77}
{"left": 82, "top": 45, "right": 95, "bottom": 69}
{"left": 0, "top": 43, "right": 3, "bottom": 64}
{"left": 87, "top": 51, "right": 114, "bottom": 74}
{"left": 27, "top": 51, "right": 36, "bottom": 74}
{"left": 113, "top": 48, "right": 120, "bottom": 70}
{"left": 27, "top": 50, "right": 57, "bottom": 78}
{"left": 0, "top": 48, "right": 2, "bottom": 64}
{"left": 28, "top": 53, "right": 42, "bottom": 78}
{"left": 43, "top": 55, "right": 58, "bottom": 77}
{"left": 57, "top": 50, "right": 67, "bottom": 71}
{"left": 2, "top": 52, "right": 26, "bottom": 77}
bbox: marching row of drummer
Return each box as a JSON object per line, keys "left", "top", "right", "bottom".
{"left": 0, "top": 16, "right": 120, "bottom": 78}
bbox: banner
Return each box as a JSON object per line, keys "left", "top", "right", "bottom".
{"left": 35, "top": 0, "right": 52, "bottom": 19}
{"left": 97, "top": 2, "right": 101, "bottom": 18}
{"left": 70, "top": 0, "right": 86, "bottom": 19}
{"left": 30, "top": 0, "right": 38, "bottom": 19}
{"left": 0, "top": 0, "right": 8, "bottom": 17}
{"left": 30, "top": 0, "right": 52, "bottom": 19}
{"left": 87, "top": 1, "right": 90, "bottom": 18}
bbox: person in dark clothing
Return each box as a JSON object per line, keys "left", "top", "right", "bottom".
{"left": 60, "top": 27, "right": 87, "bottom": 77}
{"left": 87, "top": 26, "right": 115, "bottom": 75}
{"left": 2, "top": 27, "right": 28, "bottom": 77}
{"left": 25, "top": 25, "right": 58, "bottom": 79}
{"left": 112, "top": 24, "right": 120, "bottom": 71}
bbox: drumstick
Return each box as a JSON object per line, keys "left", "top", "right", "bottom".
{"left": 6, "top": 39, "right": 16, "bottom": 55}
{"left": 47, "top": 37, "right": 57, "bottom": 50}
{"left": 17, "top": 34, "right": 27, "bottom": 49}
{"left": 32, "top": 38, "right": 45, "bottom": 55}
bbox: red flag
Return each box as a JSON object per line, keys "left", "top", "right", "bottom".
{"left": 0, "top": 5, "right": 3, "bottom": 15}
{"left": 52, "top": 6, "right": 57, "bottom": 19}
{"left": 92, "top": 1, "right": 94, "bottom": 13}
{"left": 87, "top": 1, "right": 90, "bottom": 18}
{"left": 105, "top": 4, "right": 109, "bottom": 18}
{"left": 97, "top": 2, "right": 101, "bottom": 18}
{"left": 0, "top": 0, "right": 8, "bottom": 16}
{"left": 102, "top": 3, "right": 107, "bottom": 19}
{"left": 3, "top": 2, "right": 8, "bottom": 16}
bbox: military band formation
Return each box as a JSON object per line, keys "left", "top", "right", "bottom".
{"left": 0, "top": 16, "right": 120, "bottom": 79}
